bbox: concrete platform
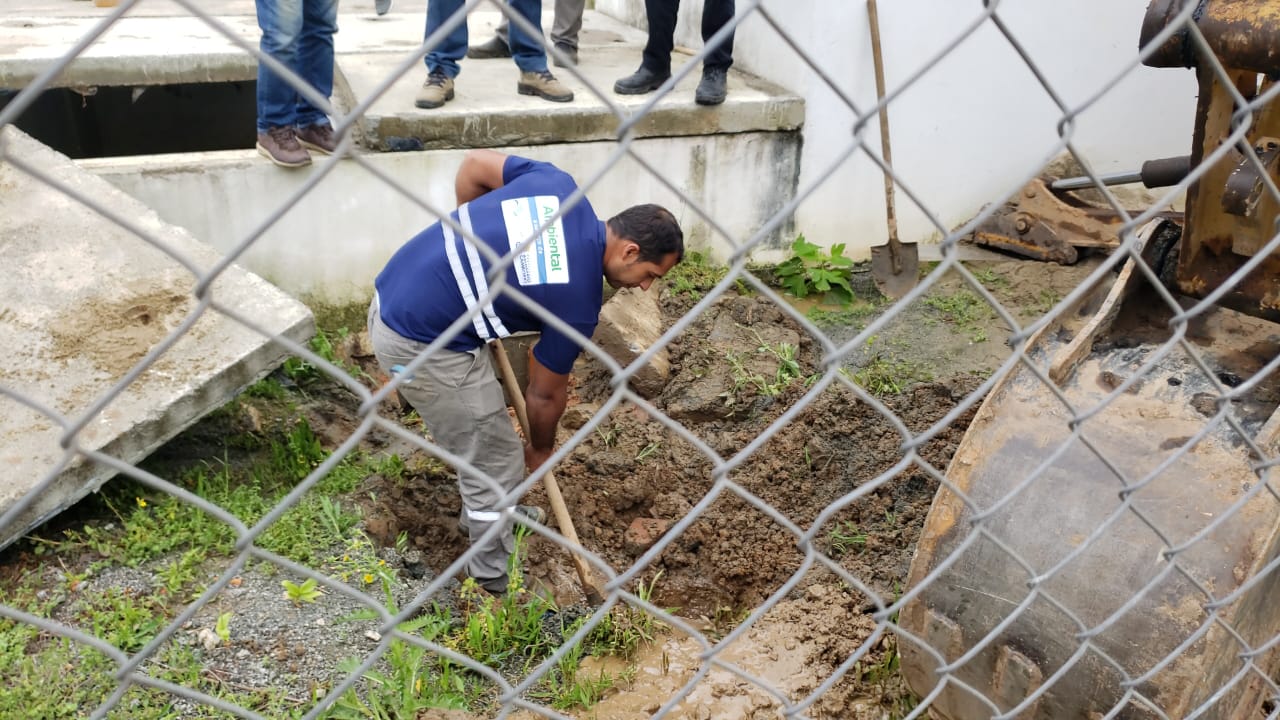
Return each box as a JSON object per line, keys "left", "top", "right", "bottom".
{"left": 0, "top": 126, "right": 314, "bottom": 550}
{"left": 0, "top": 4, "right": 803, "bottom": 150}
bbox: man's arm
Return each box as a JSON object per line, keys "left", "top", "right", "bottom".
{"left": 523, "top": 354, "right": 570, "bottom": 473}
{"left": 455, "top": 149, "right": 509, "bottom": 206}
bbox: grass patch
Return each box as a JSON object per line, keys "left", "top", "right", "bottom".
{"left": 663, "top": 250, "right": 731, "bottom": 300}
{"left": 805, "top": 298, "right": 884, "bottom": 330}
{"left": 923, "top": 289, "right": 996, "bottom": 343}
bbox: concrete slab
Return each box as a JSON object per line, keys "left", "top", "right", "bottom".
{"left": 0, "top": 126, "right": 315, "bottom": 550}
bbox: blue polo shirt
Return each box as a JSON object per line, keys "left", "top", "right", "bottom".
{"left": 375, "top": 156, "right": 605, "bottom": 374}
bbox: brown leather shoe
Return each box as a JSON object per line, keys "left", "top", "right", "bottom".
{"left": 296, "top": 122, "right": 338, "bottom": 154}
{"left": 256, "top": 126, "right": 310, "bottom": 168}
{"left": 517, "top": 70, "right": 573, "bottom": 103}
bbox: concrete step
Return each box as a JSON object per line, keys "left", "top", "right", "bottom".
{"left": 0, "top": 126, "right": 314, "bottom": 550}
{"left": 0, "top": 6, "right": 803, "bottom": 152}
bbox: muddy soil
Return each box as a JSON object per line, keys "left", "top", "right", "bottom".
{"left": 346, "top": 258, "right": 1104, "bottom": 717}
{"left": 3, "top": 256, "right": 1104, "bottom": 719}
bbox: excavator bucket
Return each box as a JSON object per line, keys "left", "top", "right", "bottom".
{"left": 898, "top": 222, "right": 1280, "bottom": 717}
{"left": 898, "top": 3, "right": 1280, "bottom": 713}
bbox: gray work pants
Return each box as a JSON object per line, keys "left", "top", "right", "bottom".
{"left": 367, "top": 299, "right": 524, "bottom": 594}
{"left": 494, "top": 0, "right": 585, "bottom": 51}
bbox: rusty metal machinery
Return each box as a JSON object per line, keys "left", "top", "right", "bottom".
{"left": 898, "top": 2, "right": 1280, "bottom": 718}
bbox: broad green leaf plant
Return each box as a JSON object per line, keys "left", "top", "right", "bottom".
{"left": 775, "top": 235, "right": 855, "bottom": 305}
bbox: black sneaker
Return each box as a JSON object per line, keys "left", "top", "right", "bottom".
{"left": 614, "top": 66, "right": 670, "bottom": 95}
{"left": 467, "top": 36, "right": 512, "bottom": 59}
{"left": 695, "top": 66, "right": 728, "bottom": 106}
{"left": 552, "top": 42, "right": 578, "bottom": 68}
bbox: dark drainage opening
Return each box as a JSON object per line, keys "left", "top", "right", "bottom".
{"left": 0, "top": 81, "right": 256, "bottom": 159}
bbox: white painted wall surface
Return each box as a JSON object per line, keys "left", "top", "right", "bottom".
{"left": 595, "top": 0, "right": 1198, "bottom": 258}
{"left": 85, "top": 130, "right": 799, "bottom": 306}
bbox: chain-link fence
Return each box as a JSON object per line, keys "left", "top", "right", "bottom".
{"left": 3, "top": 0, "right": 1280, "bottom": 718}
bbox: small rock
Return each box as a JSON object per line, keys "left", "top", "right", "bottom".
{"left": 651, "top": 492, "right": 693, "bottom": 520}
{"left": 241, "top": 405, "right": 264, "bottom": 434}
{"left": 560, "top": 403, "right": 600, "bottom": 431}
{"left": 196, "top": 628, "right": 219, "bottom": 651}
{"left": 315, "top": 617, "right": 326, "bottom": 626}
{"left": 365, "top": 631, "right": 382, "bottom": 642}
{"left": 624, "top": 518, "right": 672, "bottom": 555}
{"left": 236, "top": 649, "right": 250, "bottom": 659}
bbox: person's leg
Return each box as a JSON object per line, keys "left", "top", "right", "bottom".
{"left": 293, "top": 0, "right": 338, "bottom": 129}
{"left": 255, "top": 0, "right": 305, "bottom": 132}
{"left": 700, "top": 0, "right": 734, "bottom": 70}
{"left": 640, "top": 0, "right": 679, "bottom": 76}
{"left": 424, "top": 0, "right": 468, "bottom": 77}
{"left": 367, "top": 306, "right": 524, "bottom": 594}
{"left": 550, "top": 0, "right": 584, "bottom": 51}
{"left": 506, "top": 0, "right": 548, "bottom": 74}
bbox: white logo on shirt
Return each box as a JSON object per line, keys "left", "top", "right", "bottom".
{"left": 501, "top": 195, "right": 571, "bottom": 286}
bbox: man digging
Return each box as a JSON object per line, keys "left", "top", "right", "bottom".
{"left": 367, "top": 149, "right": 683, "bottom": 596}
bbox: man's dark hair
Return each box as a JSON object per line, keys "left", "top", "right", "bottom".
{"left": 607, "top": 204, "right": 685, "bottom": 264}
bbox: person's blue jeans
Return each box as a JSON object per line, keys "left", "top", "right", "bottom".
{"left": 424, "top": 0, "right": 547, "bottom": 77}
{"left": 255, "top": 0, "right": 338, "bottom": 133}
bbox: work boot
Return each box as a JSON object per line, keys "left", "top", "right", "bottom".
{"left": 256, "top": 126, "right": 310, "bottom": 168}
{"left": 613, "top": 66, "right": 670, "bottom": 95}
{"left": 374, "top": 0, "right": 392, "bottom": 15}
{"left": 552, "top": 42, "right": 578, "bottom": 68}
{"left": 517, "top": 70, "right": 573, "bottom": 103}
{"left": 695, "top": 65, "right": 728, "bottom": 106}
{"left": 467, "top": 35, "right": 512, "bottom": 59}
{"left": 457, "top": 505, "right": 547, "bottom": 535}
{"left": 295, "top": 121, "right": 338, "bottom": 154}
{"left": 415, "top": 70, "right": 455, "bottom": 109}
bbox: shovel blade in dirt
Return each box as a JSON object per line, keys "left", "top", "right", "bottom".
{"left": 870, "top": 238, "right": 920, "bottom": 300}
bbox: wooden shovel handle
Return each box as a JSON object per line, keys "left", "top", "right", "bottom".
{"left": 489, "top": 339, "right": 604, "bottom": 604}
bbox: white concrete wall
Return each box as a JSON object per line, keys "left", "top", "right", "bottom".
{"left": 595, "top": 0, "right": 1198, "bottom": 258}
{"left": 85, "top": 130, "right": 799, "bottom": 307}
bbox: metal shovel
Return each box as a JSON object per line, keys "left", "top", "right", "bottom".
{"left": 867, "top": 0, "right": 919, "bottom": 299}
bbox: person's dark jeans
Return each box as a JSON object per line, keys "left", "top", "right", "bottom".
{"left": 641, "top": 0, "right": 735, "bottom": 75}
{"left": 425, "top": 0, "right": 548, "bottom": 77}
{"left": 255, "top": 0, "right": 338, "bottom": 133}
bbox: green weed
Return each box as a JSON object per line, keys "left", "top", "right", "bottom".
{"left": 635, "top": 442, "right": 661, "bottom": 463}
{"left": 775, "top": 235, "right": 855, "bottom": 305}
{"left": 848, "top": 356, "right": 932, "bottom": 396}
{"left": 663, "top": 250, "right": 729, "bottom": 300}
{"left": 972, "top": 267, "right": 1011, "bottom": 291}
{"left": 724, "top": 331, "right": 808, "bottom": 403}
{"left": 923, "top": 289, "right": 995, "bottom": 343}
{"left": 530, "top": 638, "right": 618, "bottom": 711}
{"left": 330, "top": 611, "right": 466, "bottom": 719}
{"left": 282, "top": 578, "right": 324, "bottom": 605}
{"left": 828, "top": 521, "right": 868, "bottom": 557}
{"left": 806, "top": 299, "right": 882, "bottom": 329}
{"left": 585, "top": 573, "right": 665, "bottom": 660}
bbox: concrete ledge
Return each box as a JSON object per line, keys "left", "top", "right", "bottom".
{"left": 0, "top": 127, "right": 315, "bottom": 550}
{"left": 342, "top": 43, "right": 803, "bottom": 151}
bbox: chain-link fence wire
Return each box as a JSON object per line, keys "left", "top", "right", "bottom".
{"left": 2, "top": 0, "right": 1280, "bottom": 717}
